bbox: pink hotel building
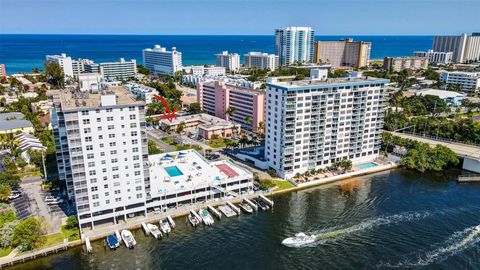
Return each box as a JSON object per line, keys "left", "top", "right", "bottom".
{"left": 197, "top": 81, "right": 265, "bottom": 132}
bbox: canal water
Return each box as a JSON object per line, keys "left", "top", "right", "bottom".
{"left": 9, "top": 169, "right": 480, "bottom": 269}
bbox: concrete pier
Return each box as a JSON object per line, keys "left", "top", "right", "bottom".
{"left": 227, "top": 201, "right": 240, "bottom": 214}
{"left": 244, "top": 198, "right": 258, "bottom": 211}
{"left": 259, "top": 195, "right": 274, "bottom": 207}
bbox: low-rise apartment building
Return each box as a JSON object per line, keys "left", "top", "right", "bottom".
{"left": 197, "top": 81, "right": 265, "bottom": 132}
{"left": 413, "top": 50, "right": 453, "bottom": 65}
{"left": 265, "top": 76, "right": 388, "bottom": 178}
{"left": 159, "top": 113, "right": 241, "bottom": 139}
{"left": 383, "top": 57, "right": 429, "bottom": 72}
{"left": 440, "top": 71, "right": 480, "bottom": 92}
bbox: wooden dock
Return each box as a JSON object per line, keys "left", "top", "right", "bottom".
{"left": 0, "top": 242, "right": 69, "bottom": 269}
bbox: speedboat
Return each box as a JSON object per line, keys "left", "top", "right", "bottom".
{"left": 147, "top": 223, "right": 162, "bottom": 239}
{"left": 239, "top": 203, "right": 253, "bottom": 214}
{"left": 106, "top": 234, "right": 120, "bottom": 249}
{"left": 281, "top": 232, "right": 316, "bottom": 247}
{"left": 188, "top": 213, "right": 200, "bottom": 227}
{"left": 198, "top": 209, "right": 215, "bottom": 226}
{"left": 159, "top": 219, "right": 171, "bottom": 234}
{"left": 121, "top": 230, "right": 136, "bottom": 249}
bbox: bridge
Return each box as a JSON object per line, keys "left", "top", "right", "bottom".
{"left": 389, "top": 131, "right": 480, "bottom": 173}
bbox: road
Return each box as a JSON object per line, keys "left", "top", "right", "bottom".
{"left": 390, "top": 131, "right": 480, "bottom": 159}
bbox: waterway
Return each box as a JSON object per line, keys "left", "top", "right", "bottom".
{"left": 8, "top": 168, "right": 480, "bottom": 269}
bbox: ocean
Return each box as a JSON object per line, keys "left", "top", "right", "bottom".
{"left": 0, "top": 35, "right": 433, "bottom": 74}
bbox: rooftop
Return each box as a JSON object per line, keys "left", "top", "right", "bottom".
{"left": 418, "top": 89, "right": 465, "bottom": 99}
{"left": 148, "top": 149, "right": 251, "bottom": 196}
{"left": 267, "top": 76, "right": 389, "bottom": 89}
{"left": 160, "top": 113, "right": 240, "bottom": 131}
{"left": 53, "top": 86, "right": 144, "bottom": 111}
{"left": 0, "top": 112, "right": 33, "bottom": 131}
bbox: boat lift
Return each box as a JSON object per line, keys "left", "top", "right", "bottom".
{"left": 243, "top": 198, "right": 258, "bottom": 211}
{"left": 208, "top": 205, "right": 222, "bottom": 219}
{"left": 85, "top": 238, "right": 92, "bottom": 253}
{"left": 141, "top": 222, "right": 150, "bottom": 235}
{"left": 227, "top": 201, "right": 240, "bottom": 214}
{"left": 115, "top": 230, "right": 122, "bottom": 243}
{"left": 259, "top": 194, "right": 274, "bottom": 207}
{"left": 167, "top": 215, "right": 176, "bottom": 228}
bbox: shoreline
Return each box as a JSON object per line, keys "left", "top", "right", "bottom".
{"left": 0, "top": 163, "right": 398, "bottom": 269}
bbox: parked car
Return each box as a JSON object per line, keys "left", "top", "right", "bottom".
{"left": 8, "top": 192, "right": 21, "bottom": 200}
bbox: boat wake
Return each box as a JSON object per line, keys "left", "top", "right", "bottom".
{"left": 380, "top": 225, "right": 480, "bottom": 268}
{"left": 283, "top": 211, "right": 431, "bottom": 248}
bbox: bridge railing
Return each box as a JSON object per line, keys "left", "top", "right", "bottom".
{"left": 399, "top": 131, "right": 480, "bottom": 147}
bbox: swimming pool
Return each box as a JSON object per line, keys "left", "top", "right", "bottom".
{"left": 354, "top": 162, "right": 378, "bottom": 170}
{"left": 165, "top": 166, "right": 183, "bottom": 177}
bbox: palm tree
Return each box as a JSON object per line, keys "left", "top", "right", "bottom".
{"left": 244, "top": 116, "right": 252, "bottom": 130}
{"left": 257, "top": 121, "right": 265, "bottom": 137}
{"left": 225, "top": 107, "right": 237, "bottom": 121}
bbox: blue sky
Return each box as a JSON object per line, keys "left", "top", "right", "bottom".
{"left": 0, "top": 0, "right": 478, "bottom": 35}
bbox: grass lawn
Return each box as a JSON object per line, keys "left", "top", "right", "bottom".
{"left": 208, "top": 137, "right": 226, "bottom": 148}
{"left": 161, "top": 137, "right": 176, "bottom": 145}
{"left": 273, "top": 180, "right": 295, "bottom": 191}
{"left": 40, "top": 226, "right": 80, "bottom": 249}
{"left": 0, "top": 247, "right": 12, "bottom": 257}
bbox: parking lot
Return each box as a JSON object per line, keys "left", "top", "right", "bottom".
{"left": 12, "top": 176, "right": 73, "bottom": 234}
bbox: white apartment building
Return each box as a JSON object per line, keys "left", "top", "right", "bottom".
{"left": 413, "top": 50, "right": 453, "bottom": 65}
{"left": 244, "top": 52, "right": 279, "bottom": 71}
{"left": 52, "top": 87, "right": 150, "bottom": 229}
{"left": 182, "top": 65, "right": 226, "bottom": 76}
{"left": 124, "top": 83, "right": 158, "bottom": 104}
{"left": 440, "top": 71, "right": 480, "bottom": 92}
{"left": 215, "top": 51, "right": 240, "bottom": 72}
{"left": 275, "top": 26, "right": 315, "bottom": 66}
{"left": 264, "top": 76, "right": 388, "bottom": 178}
{"left": 433, "top": 33, "right": 480, "bottom": 63}
{"left": 45, "top": 53, "right": 74, "bottom": 78}
{"left": 98, "top": 58, "right": 137, "bottom": 80}
{"left": 77, "top": 73, "right": 104, "bottom": 92}
{"left": 143, "top": 45, "right": 183, "bottom": 76}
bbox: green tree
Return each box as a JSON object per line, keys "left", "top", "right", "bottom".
{"left": 12, "top": 217, "right": 45, "bottom": 251}
{"left": 0, "top": 185, "right": 12, "bottom": 201}
{"left": 0, "top": 172, "right": 20, "bottom": 188}
{"left": 44, "top": 62, "right": 64, "bottom": 88}
{"left": 176, "top": 121, "right": 186, "bottom": 134}
{"left": 148, "top": 140, "right": 162, "bottom": 155}
{"left": 137, "top": 64, "right": 151, "bottom": 75}
{"left": 0, "top": 220, "right": 19, "bottom": 248}
{"left": 188, "top": 102, "right": 202, "bottom": 114}
{"left": 65, "top": 215, "right": 78, "bottom": 229}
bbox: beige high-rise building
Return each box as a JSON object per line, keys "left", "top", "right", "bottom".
{"left": 433, "top": 33, "right": 480, "bottom": 63}
{"left": 314, "top": 38, "right": 371, "bottom": 68}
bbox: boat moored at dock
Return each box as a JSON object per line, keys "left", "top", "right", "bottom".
{"left": 198, "top": 209, "right": 215, "bottom": 226}
{"left": 159, "top": 219, "right": 172, "bottom": 234}
{"left": 239, "top": 203, "right": 253, "bottom": 214}
{"left": 253, "top": 199, "right": 270, "bottom": 211}
{"left": 167, "top": 215, "right": 176, "bottom": 228}
{"left": 106, "top": 234, "right": 120, "bottom": 249}
{"left": 188, "top": 212, "right": 201, "bottom": 227}
{"left": 147, "top": 223, "right": 162, "bottom": 239}
{"left": 121, "top": 230, "right": 137, "bottom": 249}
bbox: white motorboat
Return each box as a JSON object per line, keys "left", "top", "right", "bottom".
{"left": 159, "top": 219, "right": 171, "bottom": 234}
{"left": 198, "top": 209, "right": 215, "bottom": 226}
{"left": 281, "top": 232, "right": 316, "bottom": 247}
{"left": 121, "top": 230, "right": 136, "bottom": 248}
{"left": 147, "top": 223, "right": 162, "bottom": 239}
{"left": 188, "top": 213, "right": 200, "bottom": 227}
{"left": 239, "top": 203, "right": 253, "bottom": 214}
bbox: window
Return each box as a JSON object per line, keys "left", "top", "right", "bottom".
{"left": 83, "top": 119, "right": 90, "bottom": 125}
{"left": 134, "top": 171, "right": 141, "bottom": 176}
{"left": 109, "top": 142, "right": 116, "bottom": 147}
{"left": 86, "top": 145, "right": 93, "bottom": 150}
{"left": 90, "top": 178, "right": 97, "bottom": 183}
{"left": 115, "top": 198, "right": 121, "bottom": 202}
{"left": 107, "top": 116, "right": 113, "bottom": 121}
{"left": 96, "top": 118, "right": 101, "bottom": 122}
{"left": 81, "top": 111, "right": 89, "bottom": 116}
{"left": 91, "top": 186, "right": 98, "bottom": 192}
{"left": 130, "top": 123, "right": 137, "bottom": 128}
{"left": 131, "top": 131, "right": 137, "bottom": 136}
{"left": 132, "top": 147, "right": 138, "bottom": 153}
{"left": 129, "top": 115, "right": 136, "bottom": 120}
{"left": 85, "top": 136, "right": 92, "bottom": 142}
{"left": 97, "top": 126, "right": 102, "bottom": 131}
{"left": 92, "top": 194, "right": 99, "bottom": 200}
{"left": 89, "top": 170, "right": 96, "bottom": 176}
{"left": 106, "top": 108, "right": 112, "bottom": 112}
{"left": 98, "top": 135, "right": 103, "bottom": 140}
{"left": 110, "top": 150, "right": 117, "bottom": 155}
{"left": 132, "top": 139, "right": 138, "bottom": 145}
{"left": 87, "top": 154, "right": 94, "bottom": 159}
{"left": 109, "top": 134, "right": 115, "bottom": 138}
{"left": 93, "top": 202, "right": 100, "bottom": 207}
{"left": 88, "top": 162, "right": 95, "bottom": 167}
{"left": 84, "top": 128, "right": 91, "bottom": 134}
{"left": 108, "top": 125, "right": 114, "bottom": 130}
